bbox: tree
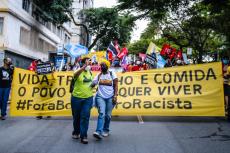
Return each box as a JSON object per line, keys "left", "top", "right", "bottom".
{"left": 128, "top": 39, "right": 152, "bottom": 55}
{"left": 127, "top": 1, "right": 226, "bottom": 63}
{"left": 82, "top": 8, "right": 135, "bottom": 50}
{"left": 32, "top": 1, "right": 135, "bottom": 51}
{"left": 118, "top": 0, "right": 191, "bottom": 19}
{"left": 33, "top": 0, "right": 91, "bottom": 47}
{"left": 161, "top": 3, "right": 226, "bottom": 63}
{"left": 202, "top": 0, "right": 230, "bottom": 44}
{"left": 33, "top": 0, "right": 72, "bottom": 25}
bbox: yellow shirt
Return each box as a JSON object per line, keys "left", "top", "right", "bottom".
{"left": 72, "top": 71, "right": 93, "bottom": 98}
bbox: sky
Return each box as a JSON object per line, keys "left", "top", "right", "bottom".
{"left": 94, "top": 0, "right": 149, "bottom": 42}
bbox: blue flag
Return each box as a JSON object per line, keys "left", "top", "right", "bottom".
{"left": 157, "top": 54, "right": 166, "bottom": 68}
{"left": 65, "top": 44, "right": 88, "bottom": 58}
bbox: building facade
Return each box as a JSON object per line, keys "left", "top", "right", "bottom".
{"left": 71, "top": 0, "right": 94, "bottom": 45}
{"left": 0, "top": 0, "right": 72, "bottom": 69}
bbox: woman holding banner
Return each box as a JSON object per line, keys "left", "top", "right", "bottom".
{"left": 91, "top": 59, "right": 118, "bottom": 140}
{"left": 71, "top": 57, "right": 93, "bottom": 144}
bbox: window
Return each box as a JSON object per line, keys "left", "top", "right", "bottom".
{"left": 52, "top": 24, "right": 57, "bottom": 34}
{"left": 57, "top": 27, "right": 61, "bottom": 37}
{"left": 38, "top": 38, "right": 44, "bottom": 52}
{"left": 20, "top": 27, "right": 30, "bottom": 47}
{"left": 22, "top": 0, "right": 31, "bottom": 13}
{"left": 64, "top": 34, "right": 69, "bottom": 44}
{"left": 0, "top": 17, "right": 3, "bottom": 35}
{"left": 46, "top": 22, "right": 51, "bottom": 30}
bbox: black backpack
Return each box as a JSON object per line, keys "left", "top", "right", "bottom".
{"left": 69, "top": 77, "right": 76, "bottom": 93}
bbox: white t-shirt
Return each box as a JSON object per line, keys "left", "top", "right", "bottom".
{"left": 93, "top": 70, "right": 117, "bottom": 99}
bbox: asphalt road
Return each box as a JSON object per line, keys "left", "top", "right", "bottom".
{"left": 0, "top": 116, "right": 230, "bottom": 153}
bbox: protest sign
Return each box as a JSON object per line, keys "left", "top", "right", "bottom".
{"left": 145, "top": 54, "right": 156, "bottom": 67}
{"left": 10, "top": 62, "right": 225, "bottom": 117}
{"left": 36, "top": 62, "right": 53, "bottom": 75}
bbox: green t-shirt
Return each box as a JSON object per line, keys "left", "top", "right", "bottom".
{"left": 72, "top": 70, "right": 93, "bottom": 98}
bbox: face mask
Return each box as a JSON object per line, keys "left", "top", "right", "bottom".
{"left": 101, "top": 64, "right": 108, "bottom": 72}
{"left": 136, "top": 61, "right": 141, "bottom": 65}
{"left": 85, "top": 65, "right": 91, "bottom": 71}
{"left": 223, "top": 60, "right": 229, "bottom": 65}
{"left": 176, "top": 60, "right": 182, "bottom": 64}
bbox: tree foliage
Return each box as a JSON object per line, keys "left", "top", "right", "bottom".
{"left": 118, "top": 0, "right": 191, "bottom": 19}
{"left": 120, "top": 0, "right": 229, "bottom": 63}
{"left": 128, "top": 39, "right": 152, "bottom": 55}
{"left": 32, "top": 1, "right": 135, "bottom": 51}
{"left": 82, "top": 8, "right": 135, "bottom": 50}
{"left": 33, "top": 0, "right": 72, "bottom": 25}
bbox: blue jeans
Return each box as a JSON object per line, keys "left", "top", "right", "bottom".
{"left": 71, "top": 96, "right": 93, "bottom": 139}
{"left": 0, "top": 88, "right": 10, "bottom": 117}
{"left": 95, "top": 95, "right": 114, "bottom": 135}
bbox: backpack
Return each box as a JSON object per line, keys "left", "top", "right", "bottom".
{"left": 69, "top": 77, "right": 76, "bottom": 93}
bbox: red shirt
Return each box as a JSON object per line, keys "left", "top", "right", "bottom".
{"left": 132, "top": 65, "right": 141, "bottom": 71}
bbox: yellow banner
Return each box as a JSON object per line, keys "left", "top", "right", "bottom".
{"left": 10, "top": 62, "right": 225, "bottom": 116}
{"left": 82, "top": 51, "right": 106, "bottom": 63}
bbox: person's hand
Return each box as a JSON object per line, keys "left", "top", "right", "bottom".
{"left": 85, "top": 59, "right": 91, "bottom": 66}
{"left": 112, "top": 96, "right": 118, "bottom": 104}
{"left": 90, "top": 83, "right": 96, "bottom": 88}
{"left": 82, "top": 59, "right": 91, "bottom": 69}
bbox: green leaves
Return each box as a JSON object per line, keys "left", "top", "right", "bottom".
{"left": 33, "top": 0, "right": 72, "bottom": 24}
{"left": 82, "top": 8, "right": 135, "bottom": 50}
{"left": 128, "top": 39, "right": 152, "bottom": 55}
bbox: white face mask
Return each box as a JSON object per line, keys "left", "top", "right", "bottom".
{"left": 176, "top": 60, "right": 182, "bottom": 64}
{"left": 85, "top": 65, "right": 91, "bottom": 71}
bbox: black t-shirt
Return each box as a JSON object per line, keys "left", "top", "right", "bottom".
{"left": 0, "top": 67, "right": 13, "bottom": 88}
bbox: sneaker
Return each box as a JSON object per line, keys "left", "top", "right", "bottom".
{"left": 1, "top": 116, "right": 6, "bottom": 120}
{"left": 36, "top": 116, "right": 43, "bottom": 120}
{"left": 81, "top": 138, "right": 88, "bottom": 144}
{"left": 102, "top": 132, "right": 109, "bottom": 137}
{"left": 72, "top": 134, "right": 80, "bottom": 139}
{"left": 93, "top": 132, "right": 102, "bottom": 140}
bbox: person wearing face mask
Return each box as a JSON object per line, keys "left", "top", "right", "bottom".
{"left": 132, "top": 60, "right": 142, "bottom": 71}
{"left": 71, "top": 57, "right": 93, "bottom": 144}
{"left": 0, "top": 58, "right": 14, "bottom": 120}
{"left": 91, "top": 59, "right": 118, "bottom": 140}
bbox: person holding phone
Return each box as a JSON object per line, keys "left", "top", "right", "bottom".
{"left": 91, "top": 59, "right": 118, "bottom": 140}
{"left": 71, "top": 57, "right": 93, "bottom": 144}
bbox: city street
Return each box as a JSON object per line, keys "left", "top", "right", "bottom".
{"left": 0, "top": 116, "right": 230, "bottom": 153}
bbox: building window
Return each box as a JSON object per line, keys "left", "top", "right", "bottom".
{"left": 0, "top": 17, "right": 3, "bottom": 35}
{"left": 64, "top": 34, "right": 70, "bottom": 44}
{"left": 38, "top": 38, "right": 44, "bottom": 52}
{"left": 20, "top": 27, "right": 30, "bottom": 47}
{"left": 22, "top": 0, "right": 31, "bottom": 12}
{"left": 57, "top": 27, "right": 61, "bottom": 37}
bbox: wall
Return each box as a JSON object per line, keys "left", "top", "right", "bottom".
{"left": 0, "top": 0, "right": 72, "bottom": 63}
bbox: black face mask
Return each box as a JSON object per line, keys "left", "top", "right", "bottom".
{"left": 101, "top": 64, "right": 108, "bottom": 73}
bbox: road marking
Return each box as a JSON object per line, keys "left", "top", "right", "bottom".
{"left": 137, "top": 115, "right": 144, "bottom": 124}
